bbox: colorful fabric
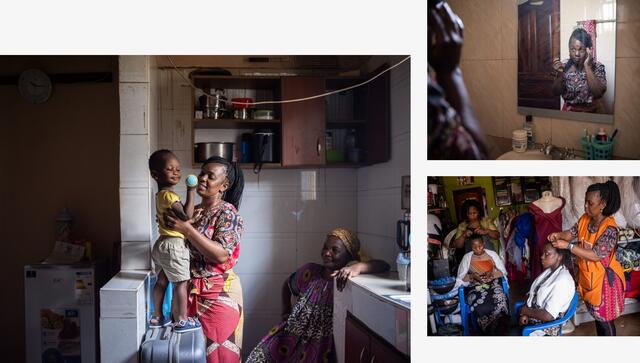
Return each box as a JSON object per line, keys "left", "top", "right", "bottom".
{"left": 470, "top": 258, "right": 495, "bottom": 274}
{"left": 156, "top": 189, "right": 185, "bottom": 238}
{"left": 327, "top": 228, "right": 361, "bottom": 261}
{"left": 246, "top": 263, "right": 336, "bottom": 363}
{"left": 561, "top": 60, "right": 606, "bottom": 107}
{"left": 187, "top": 201, "right": 244, "bottom": 363}
{"left": 464, "top": 278, "right": 509, "bottom": 334}
{"left": 529, "top": 197, "right": 565, "bottom": 280}
{"left": 428, "top": 73, "right": 486, "bottom": 159}
{"left": 617, "top": 248, "right": 640, "bottom": 272}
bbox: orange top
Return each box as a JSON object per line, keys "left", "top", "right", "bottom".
{"left": 470, "top": 258, "right": 495, "bottom": 274}
{"left": 576, "top": 214, "right": 625, "bottom": 307}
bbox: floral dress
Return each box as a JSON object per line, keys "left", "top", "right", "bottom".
{"left": 187, "top": 201, "right": 244, "bottom": 363}
{"left": 246, "top": 263, "right": 336, "bottom": 363}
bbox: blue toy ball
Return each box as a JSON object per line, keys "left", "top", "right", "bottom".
{"left": 186, "top": 174, "right": 198, "bottom": 187}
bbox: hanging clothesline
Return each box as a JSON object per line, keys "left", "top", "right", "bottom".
{"left": 166, "top": 55, "right": 410, "bottom": 107}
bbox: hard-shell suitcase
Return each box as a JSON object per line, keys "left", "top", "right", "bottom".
{"left": 139, "top": 326, "right": 206, "bottom": 363}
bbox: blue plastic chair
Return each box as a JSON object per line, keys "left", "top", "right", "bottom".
{"left": 458, "top": 276, "right": 510, "bottom": 336}
{"left": 514, "top": 292, "right": 579, "bottom": 336}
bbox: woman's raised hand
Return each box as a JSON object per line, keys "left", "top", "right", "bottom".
{"left": 428, "top": 2, "right": 464, "bottom": 74}
{"left": 552, "top": 58, "right": 564, "bottom": 73}
{"left": 547, "top": 232, "right": 560, "bottom": 242}
{"left": 475, "top": 228, "right": 488, "bottom": 235}
{"left": 585, "top": 48, "right": 593, "bottom": 68}
{"left": 464, "top": 229, "right": 473, "bottom": 237}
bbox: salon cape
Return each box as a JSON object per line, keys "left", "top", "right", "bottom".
{"left": 526, "top": 265, "right": 575, "bottom": 319}
{"left": 456, "top": 250, "right": 508, "bottom": 287}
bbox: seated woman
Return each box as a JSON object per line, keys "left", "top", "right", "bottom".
{"left": 453, "top": 199, "right": 500, "bottom": 253}
{"left": 246, "top": 228, "right": 389, "bottom": 363}
{"left": 518, "top": 242, "right": 576, "bottom": 336}
{"left": 457, "top": 234, "right": 509, "bottom": 335}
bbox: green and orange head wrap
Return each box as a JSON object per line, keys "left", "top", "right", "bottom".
{"left": 327, "top": 227, "right": 361, "bottom": 261}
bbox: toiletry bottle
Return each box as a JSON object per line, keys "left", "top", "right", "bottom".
{"left": 596, "top": 128, "right": 608, "bottom": 142}
{"left": 524, "top": 116, "right": 535, "bottom": 149}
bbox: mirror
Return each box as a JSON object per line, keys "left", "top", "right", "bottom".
{"left": 517, "top": 0, "right": 617, "bottom": 123}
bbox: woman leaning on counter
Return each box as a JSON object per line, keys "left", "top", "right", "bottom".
{"left": 547, "top": 180, "right": 625, "bottom": 336}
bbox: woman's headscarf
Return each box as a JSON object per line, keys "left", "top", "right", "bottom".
{"left": 328, "top": 228, "right": 361, "bottom": 261}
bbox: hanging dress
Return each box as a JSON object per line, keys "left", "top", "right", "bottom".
{"left": 528, "top": 197, "right": 566, "bottom": 280}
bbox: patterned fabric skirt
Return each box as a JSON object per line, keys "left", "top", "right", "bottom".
{"left": 586, "top": 271, "right": 624, "bottom": 322}
{"left": 465, "top": 278, "right": 509, "bottom": 334}
{"left": 188, "top": 270, "right": 243, "bottom": 363}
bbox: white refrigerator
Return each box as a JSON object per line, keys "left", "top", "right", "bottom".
{"left": 24, "top": 262, "right": 106, "bottom": 363}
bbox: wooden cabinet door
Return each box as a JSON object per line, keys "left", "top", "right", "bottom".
{"left": 281, "top": 77, "right": 326, "bottom": 166}
{"left": 364, "top": 65, "right": 391, "bottom": 165}
{"left": 345, "top": 314, "right": 371, "bottom": 363}
{"left": 370, "top": 334, "right": 409, "bottom": 363}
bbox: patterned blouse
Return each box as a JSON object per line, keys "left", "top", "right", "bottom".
{"left": 569, "top": 222, "right": 618, "bottom": 259}
{"left": 188, "top": 201, "right": 244, "bottom": 277}
{"left": 562, "top": 60, "right": 606, "bottom": 105}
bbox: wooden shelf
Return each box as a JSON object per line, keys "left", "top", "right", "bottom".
{"left": 194, "top": 118, "right": 281, "bottom": 129}
{"left": 191, "top": 76, "right": 280, "bottom": 90}
{"left": 192, "top": 162, "right": 282, "bottom": 169}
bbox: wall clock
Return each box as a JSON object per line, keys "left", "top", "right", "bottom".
{"left": 18, "top": 68, "right": 52, "bottom": 104}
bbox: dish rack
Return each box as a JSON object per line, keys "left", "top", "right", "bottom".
{"left": 580, "top": 137, "right": 613, "bottom": 160}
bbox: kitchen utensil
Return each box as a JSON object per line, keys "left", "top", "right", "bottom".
{"left": 396, "top": 211, "right": 410, "bottom": 252}
{"left": 201, "top": 89, "right": 228, "bottom": 119}
{"left": 194, "top": 142, "right": 234, "bottom": 163}
{"left": 232, "top": 98, "right": 254, "bottom": 120}
{"left": 252, "top": 129, "right": 276, "bottom": 173}
{"left": 240, "top": 133, "right": 252, "bottom": 163}
{"left": 253, "top": 109, "right": 274, "bottom": 120}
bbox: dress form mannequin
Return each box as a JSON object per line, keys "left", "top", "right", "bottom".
{"left": 533, "top": 191, "right": 563, "bottom": 214}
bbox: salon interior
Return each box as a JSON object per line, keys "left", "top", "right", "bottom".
{"left": 427, "top": 176, "right": 640, "bottom": 336}
{"left": 434, "top": 0, "right": 640, "bottom": 159}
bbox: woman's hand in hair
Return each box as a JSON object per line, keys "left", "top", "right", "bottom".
{"left": 551, "top": 239, "right": 569, "bottom": 250}
{"left": 552, "top": 58, "right": 564, "bottom": 73}
{"left": 585, "top": 48, "right": 593, "bottom": 68}
{"left": 332, "top": 265, "right": 360, "bottom": 291}
{"left": 428, "top": 2, "right": 464, "bottom": 75}
{"left": 475, "top": 228, "right": 488, "bottom": 235}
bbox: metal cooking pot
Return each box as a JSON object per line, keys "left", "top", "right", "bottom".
{"left": 194, "top": 142, "right": 234, "bottom": 163}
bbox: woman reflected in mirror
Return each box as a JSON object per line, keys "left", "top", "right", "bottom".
{"left": 552, "top": 28, "right": 607, "bottom": 113}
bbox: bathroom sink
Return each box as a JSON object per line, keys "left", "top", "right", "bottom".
{"left": 386, "top": 294, "right": 411, "bottom": 308}
{"left": 497, "top": 150, "right": 552, "bottom": 160}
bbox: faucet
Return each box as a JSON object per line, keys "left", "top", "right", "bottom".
{"left": 540, "top": 139, "right": 576, "bottom": 160}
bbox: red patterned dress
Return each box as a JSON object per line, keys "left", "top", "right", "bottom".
{"left": 246, "top": 263, "right": 336, "bottom": 363}
{"left": 187, "top": 201, "right": 244, "bottom": 363}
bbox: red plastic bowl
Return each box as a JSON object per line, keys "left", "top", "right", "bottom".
{"left": 231, "top": 98, "right": 253, "bottom": 109}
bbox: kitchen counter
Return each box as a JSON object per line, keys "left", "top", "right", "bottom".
{"left": 334, "top": 272, "right": 410, "bottom": 362}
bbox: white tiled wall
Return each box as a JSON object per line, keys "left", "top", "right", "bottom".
{"left": 101, "top": 56, "right": 155, "bottom": 363}
{"left": 357, "top": 56, "right": 411, "bottom": 267}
